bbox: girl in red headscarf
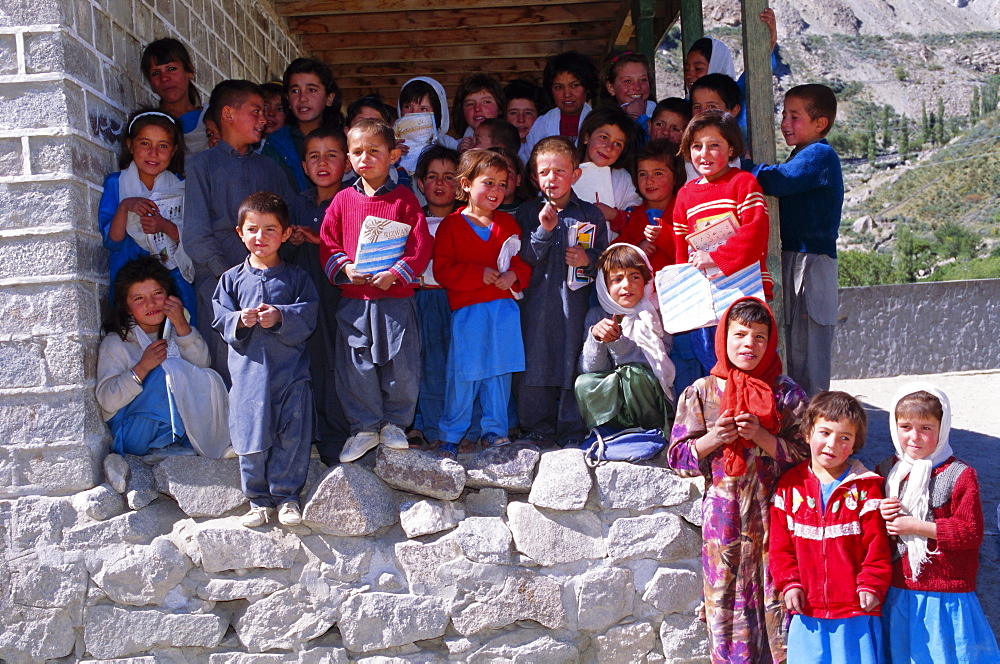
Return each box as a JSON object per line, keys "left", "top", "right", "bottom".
{"left": 666, "top": 297, "right": 808, "bottom": 664}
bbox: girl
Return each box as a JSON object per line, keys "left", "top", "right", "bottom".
{"left": 604, "top": 52, "right": 656, "bottom": 136}
{"left": 521, "top": 50, "right": 601, "bottom": 161}
{"left": 878, "top": 384, "right": 1000, "bottom": 663}
{"left": 488, "top": 146, "right": 530, "bottom": 213}
{"left": 667, "top": 297, "right": 808, "bottom": 664}
{"left": 96, "top": 256, "right": 230, "bottom": 458}
{"left": 576, "top": 243, "right": 675, "bottom": 435}
{"left": 140, "top": 38, "right": 209, "bottom": 154}
{"left": 576, "top": 106, "right": 642, "bottom": 235}
{"left": 397, "top": 76, "right": 458, "bottom": 153}
{"left": 452, "top": 74, "right": 505, "bottom": 152}
{"left": 432, "top": 150, "right": 531, "bottom": 456}
{"left": 99, "top": 109, "right": 198, "bottom": 325}
{"left": 770, "top": 391, "right": 892, "bottom": 664}
{"left": 616, "top": 138, "right": 684, "bottom": 273}
{"left": 650, "top": 97, "right": 692, "bottom": 144}
{"left": 261, "top": 81, "right": 288, "bottom": 138}
{"left": 503, "top": 79, "right": 545, "bottom": 144}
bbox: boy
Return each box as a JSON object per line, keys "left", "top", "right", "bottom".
{"left": 744, "top": 84, "right": 843, "bottom": 395}
{"left": 319, "top": 119, "right": 432, "bottom": 462}
{"left": 414, "top": 145, "right": 460, "bottom": 220}
{"left": 516, "top": 136, "right": 608, "bottom": 446}
{"left": 212, "top": 192, "right": 318, "bottom": 528}
{"left": 183, "top": 79, "right": 305, "bottom": 382}
{"left": 472, "top": 118, "right": 521, "bottom": 155}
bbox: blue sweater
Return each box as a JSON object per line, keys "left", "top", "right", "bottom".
{"left": 744, "top": 139, "right": 844, "bottom": 258}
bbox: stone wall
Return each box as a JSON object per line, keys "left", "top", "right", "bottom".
{"left": 832, "top": 279, "right": 1000, "bottom": 379}
{"left": 0, "top": 444, "right": 710, "bottom": 662}
{"left": 0, "top": 0, "right": 302, "bottom": 500}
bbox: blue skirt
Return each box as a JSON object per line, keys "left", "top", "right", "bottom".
{"left": 883, "top": 586, "right": 1000, "bottom": 664}
{"left": 106, "top": 365, "right": 190, "bottom": 455}
{"left": 787, "top": 614, "right": 883, "bottom": 664}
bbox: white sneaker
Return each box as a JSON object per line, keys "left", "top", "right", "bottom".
{"left": 240, "top": 506, "right": 271, "bottom": 528}
{"left": 379, "top": 423, "right": 409, "bottom": 449}
{"left": 340, "top": 430, "right": 380, "bottom": 462}
{"left": 277, "top": 502, "right": 302, "bottom": 526}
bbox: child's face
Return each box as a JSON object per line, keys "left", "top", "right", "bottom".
{"left": 418, "top": 158, "right": 458, "bottom": 208}
{"left": 506, "top": 98, "right": 538, "bottom": 141}
{"left": 503, "top": 166, "right": 520, "bottom": 203}
{"left": 204, "top": 118, "right": 220, "bottom": 148}
{"left": 464, "top": 166, "right": 508, "bottom": 213}
{"left": 125, "top": 278, "right": 168, "bottom": 334}
{"left": 684, "top": 51, "right": 710, "bottom": 89}
{"left": 302, "top": 137, "right": 347, "bottom": 190}
{"left": 809, "top": 417, "right": 857, "bottom": 479}
{"left": 128, "top": 124, "right": 176, "bottom": 184}
{"left": 287, "top": 72, "right": 333, "bottom": 126}
{"left": 690, "top": 126, "right": 733, "bottom": 182}
{"left": 147, "top": 60, "right": 193, "bottom": 105}
{"left": 350, "top": 106, "right": 386, "bottom": 128}
{"left": 534, "top": 152, "right": 581, "bottom": 205}
{"left": 725, "top": 318, "right": 769, "bottom": 371}
{"left": 472, "top": 124, "right": 497, "bottom": 150}
{"left": 650, "top": 110, "right": 687, "bottom": 144}
{"left": 262, "top": 94, "right": 286, "bottom": 135}
{"left": 691, "top": 88, "right": 738, "bottom": 117}
{"left": 606, "top": 267, "right": 646, "bottom": 308}
{"left": 895, "top": 415, "right": 941, "bottom": 461}
{"left": 400, "top": 94, "right": 433, "bottom": 117}
{"left": 223, "top": 93, "right": 266, "bottom": 148}
{"left": 347, "top": 132, "right": 400, "bottom": 187}
{"left": 584, "top": 123, "right": 627, "bottom": 167}
{"left": 606, "top": 62, "right": 650, "bottom": 106}
{"left": 551, "top": 72, "right": 587, "bottom": 115}
{"left": 780, "top": 95, "right": 827, "bottom": 148}
{"left": 237, "top": 211, "right": 292, "bottom": 265}
{"left": 636, "top": 158, "right": 675, "bottom": 208}
{"left": 462, "top": 90, "right": 499, "bottom": 131}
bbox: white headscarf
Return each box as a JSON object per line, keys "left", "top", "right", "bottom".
{"left": 397, "top": 76, "right": 451, "bottom": 136}
{"left": 886, "top": 382, "right": 954, "bottom": 578}
{"left": 595, "top": 244, "right": 675, "bottom": 400}
{"left": 707, "top": 37, "right": 737, "bottom": 80}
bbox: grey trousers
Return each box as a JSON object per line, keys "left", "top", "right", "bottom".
{"left": 783, "top": 251, "right": 837, "bottom": 396}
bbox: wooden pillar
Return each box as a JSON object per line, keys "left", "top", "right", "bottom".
{"left": 680, "top": 0, "right": 704, "bottom": 61}
{"left": 632, "top": 0, "right": 657, "bottom": 90}
{"left": 740, "top": 0, "right": 785, "bottom": 355}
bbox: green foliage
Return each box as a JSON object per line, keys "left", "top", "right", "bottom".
{"left": 882, "top": 106, "right": 893, "bottom": 149}
{"left": 927, "top": 256, "right": 1000, "bottom": 281}
{"left": 894, "top": 66, "right": 908, "bottom": 81}
{"left": 895, "top": 224, "right": 933, "bottom": 283}
{"left": 921, "top": 101, "right": 930, "bottom": 146}
{"left": 838, "top": 250, "right": 895, "bottom": 287}
{"left": 933, "top": 222, "right": 980, "bottom": 259}
{"left": 936, "top": 98, "right": 947, "bottom": 144}
{"left": 971, "top": 88, "right": 981, "bottom": 121}
{"left": 898, "top": 115, "right": 910, "bottom": 156}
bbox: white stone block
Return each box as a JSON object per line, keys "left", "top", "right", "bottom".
{"left": 506, "top": 501, "right": 605, "bottom": 565}
{"left": 338, "top": 592, "right": 449, "bottom": 652}
{"left": 528, "top": 448, "right": 591, "bottom": 510}
{"left": 398, "top": 498, "right": 463, "bottom": 539}
{"left": 594, "top": 461, "right": 694, "bottom": 509}
{"left": 606, "top": 512, "right": 701, "bottom": 563}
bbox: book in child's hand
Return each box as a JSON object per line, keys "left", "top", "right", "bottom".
{"left": 419, "top": 217, "right": 444, "bottom": 287}
{"left": 685, "top": 210, "right": 740, "bottom": 278}
{"left": 355, "top": 215, "right": 412, "bottom": 275}
{"left": 573, "top": 162, "right": 615, "bottom": 206}
{"left": 567, "top": 221, "right": 596, "bottom": 291}
{"left": 655, "top": 262, "right": 764, "bottom": 334}
{"left": 395, "top": 113, "right": 436, "bottom": 175}
{"left": 497, "top": 235, "right": 523, "bottom": 301}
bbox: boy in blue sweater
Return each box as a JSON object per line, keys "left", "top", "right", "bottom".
{"left": 744, "top": 84, "right": 843, "bottom": 396}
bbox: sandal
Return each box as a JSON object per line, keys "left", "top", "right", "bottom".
{"left": 479, "top": 433, "right": 511, "bottom": 448}
{"left": 437, "top": 442, "right": 458, "bottom": 459}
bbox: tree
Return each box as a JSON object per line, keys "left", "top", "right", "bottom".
{"left": 895, "top": 224, "right": 931, "bottom": 283}
{"left": 920, "top": 101, "right": 930, "bottom": 145}
{"left": 838, "top": 250, "right": 895, "bottom": 287}
{"left": 936, "top": 98, "right": 947, "bottom": 144}
{"left": 971, "top": 87, "right": 980, "bottom": 121}
{"left": 899, "top": 115, "right": 910, "bottom": 157}
{"left": 881, "top": 105, "right": 892, "bottom": 149}
{"left": 866, "top": 116, "right": 877, "bottom": 165}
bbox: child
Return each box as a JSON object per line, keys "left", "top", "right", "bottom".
{"left": 203, "top": 115, "right": 221, "bottom": 149}
{"left": 471, "top": 118, "right": 521, "bottom": 155}
{"left": 433, "top": 150, "right": 531, "bottom": 455}
{"left": 770, "top": 391, "right": 892, "bottom": 664}
{"left": 576, "top": 106, "right": 642, "bottom": 234}
{"left": 689, "top": 73, "right": 742, "bottom": 120}
{"left": 604, "top": 51, "right": 656, "bottom": 134}
{"left": 576, "top": 244, "right": 674, "bottom": 434}
{"left": 743, "top": 84, "right": 843, "bottom": 396}
{"left": 261, "top": 82, "right": 288, "bottom": 138}
{"left": 615, "top": 138, "right": 683, "bottom": 273}
{"left": 397, "top": 76, "right": 457, "bottom": 150}
{"left": 452, "top": 74, "right": 505, "bottom": 152}
{"left": 503, "top": 79, "right": 545, "bottom": 144}
{"left": 319, "top": 118, "right": 432, "bottom": 462}
{"left": 650, "top": 97, "right": 692, "bottom": 145}
{"left": 100, "top": 110, "right": 197, "bottom": 323}
{"left": 878, "top": 384, "right": 1000, "bottom": 663}
{"left": 521, "top": 51, "right": 601, "bottom": 161}
{"left": 140, "top": 38, "right": 209, "bottom": 154}
{"left": 346, "top": 94, "right": 396, "bottom": 128}
{"left": 516, "top": 136, "right": 608, "bottom": 446}
{"left": 667, "top": 297, "right": 808, "bottom": 664}
{"left": 212, "top": 192, "right": 318, "bottom": 528}
{"left": 488, "top": 146, "right": 530, "bottom": 213}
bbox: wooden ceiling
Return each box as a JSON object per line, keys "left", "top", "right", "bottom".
{"left": 276, "top": 0, "right": 679, "bottom": 106}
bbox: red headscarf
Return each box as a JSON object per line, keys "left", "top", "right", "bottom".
{"left": 709, "top": 297, "right": 783, "bottom": 476}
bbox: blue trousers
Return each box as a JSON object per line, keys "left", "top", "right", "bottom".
{"left": 440, "top": 374, "right": 511, "bottom": 443}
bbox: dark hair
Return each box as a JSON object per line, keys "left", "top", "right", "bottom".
{"left": 598, "top": 244, "right": 652, "bottom": 284}
{"left": 679, "top": 109, "right": 744, "bottom": 161}
{"left": 238, "top": 191, "right": 290, "bottom": 229}
{"left": 104, "top": 256, "right": 177, "bottom": 340}
{"left": 452, "top": 74, "right": 505, "bottom": 136}
{"left": 346, "top": 118, "right": 396, "bottom": 153}
{"left": 140, "top": 38, "right": 199, "bottom": 107}
{"left": 346, "top": 94, "right": 395, "bottom": 126}
{"left": 785, "top": 84, "right": 838, "bottom": 136}
{"left": 636, "top": 139, "right": 684, "bottom": 195}
{"left": 894, "top": 391, "right": 944, "bottom": 424}
{"left": 578, "top": 106, "right": 638, "bottom": 169}
{"left": 282, "top": 57, "right": 344, "bottom": 129}
{"left": 476, "top": 119, "right": 521, "bottom": 154}
{"left": 399, "top": 79, "right": 443, "bottom": 130}
{"left": 503, "top": 79, "right": 548, "bottom": 115}
{"left": 488, "top": 146, "right": 532, "bottom": 202}
{"left": 529, "top": 135, "right": 580, "bottom": 174}
{"left": 689, "top": 73, "right": 743, "bottom": 113}
{"left": 653, "top": 97, "right": 692, "bottom": 126}
{"left": 543, "top": 51, "right": 600, "bottom": 106}
{"left": 455, "top": 149, "right": 511, "bottom": 202}
{"left": 727, "top": 297, "right": 772, "bottom": 334}
{"left": 604, "top": 51, "right": 654, "bottom": 107}
{"left": 119, "top": 108, "right": 185, "bottom": 175}
{"left": 414, "top": 144, "right": 460, "bottom": 182}
{"left": 208, "top": 79, "right": 263, "bottom": 127}
{"left": 803, "top": 391, "right": 869, "bottom": 453}
{"left": 687, "top": 37, "right": 714, "bottom": 64}
{"left": 303, "top": 126, "right": 348, "bottom": 154}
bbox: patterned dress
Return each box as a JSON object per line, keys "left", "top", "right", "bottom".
{"left": 667, "top": 374, "right": 808, "bottom": 663}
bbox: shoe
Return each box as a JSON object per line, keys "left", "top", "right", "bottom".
{"left": 340, "top": 431, "right": 380, "bottom": 462}
{"left": 437, "top": 442, "right": 458, "bottom": 459}
{"left": 516, "top": 432, "right": 551, "bottom": 446}
{"left": 379, "top": 423, "right": 409, "bottom": 449}
{"left": 479, "top": 433, "right": 511, "bottom": 448}
{"left": 240, "top": 506, "right": 271, "bottom": 528}
{"left": 277, "top": 502, "right": 302, "bottom": 526}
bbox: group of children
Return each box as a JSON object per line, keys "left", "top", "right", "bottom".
{"left": 93, "top": 33, "right": 998, "bottom": 662}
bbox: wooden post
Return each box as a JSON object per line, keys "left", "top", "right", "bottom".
{"left": 632, "top": 0, "right": 657, "bottom": 90}
{"left": 740, "top": 0, "right": 785, "bottom": 358}
{"left": 680, "top": 0, "right": 703, "bottom": 63}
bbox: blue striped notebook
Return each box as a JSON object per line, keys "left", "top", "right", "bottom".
{"left": 655, "top": 263, "right": 764, "bottom": 334}
{"left": 355, "top": 215, "right": 411, "bottom": 274}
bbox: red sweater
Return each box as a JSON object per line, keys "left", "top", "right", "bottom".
{"left": 877, "top": 457, "right": 983, "bottom": 593}
{"left": 671, "top": 168, "right": 772, "bottom": 298}
{"left": 770, "top": 460, "right": 892, "bottom": 619}
{"left": 432, "top": 209, "right": 532, "bottom": 311}
{"left": 319, "top": 185, "right": 432, "bottom": 300}
{"left": 617, "top": 202, "right": 677, "bottom": 274}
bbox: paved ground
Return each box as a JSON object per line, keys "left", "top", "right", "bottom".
{"left": 830, "top": 370, "right": 1000, "bottom": 634}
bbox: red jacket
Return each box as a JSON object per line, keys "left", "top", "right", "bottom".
{"left": 770, "top": 459, "right": 892, "bottom": 619}
{"left": 616, "top": 203, "right": 677, "bottom": 274}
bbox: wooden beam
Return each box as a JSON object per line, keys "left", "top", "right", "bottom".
{"left": 632, "top": 0, "right": 657, "bottom": 89}
{"left": 680, "top": 0, "right": 703, "bottom": 61}
{"left": 300, "top": 22, "right": 612, "bottom": 51}
{"left": 315, "top": 40, "right": 603, "bottom": 65}
{"left": 277, "top": 0, "right": 605, "bottom": 18}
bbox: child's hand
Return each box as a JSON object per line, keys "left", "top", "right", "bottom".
{"left": 161, "top": 295, "right": 190, "bottom": 335}
{"left": 457, "top": 136, "right": 475, "bottom": 153}
{"left": 644, "top": 224, "right": 662, "bottom": 242}
{"left": 886, "top": 515, "right": 936, "bottom": 539}
{"left": 595, "top": 201, "right": 618, "bottom": 223}
{"left": 708, "top": 409, "right": 738, "bottom": 447}
{"left": 257, "top": 303, "right": 282, "bottom": 328}
{"left": 395, "top": 138, "right": 409, "bottom": 156}
{"left": 858, "top": 590, "right": 879, "bottom": 612}
{"left": 637, "top": 239, "right": 658, "bottom": 257}
{"left": 343, "top": 264, "right": 373, "bottom": 285}
{"left": 371, "top": 270, "right": 396, "bottom": 290}
{"left": 298, "top": 226, "right": 321, "bottom": 244}
{"left": 288, "top": 226, "right": 306, "bottom": 246}
{"left": 734, "top": 412, "right": 764, "bottom": 442}
{"left": 121, "top": 197, "right": 158, "bottom": 218}
{"left": 539, "top": 199, "right": 559, "bottom": 231}
{"left": 879, "top": 496, "right": 903, "bottom": 521}
{"left": 691, "top": 250, "right": 718, "bottom": 273}
{"left": 591, "top": 318, "right": 622, "bottom": 343}
{"left": 621, "top": 97, "right": 646, "bottom": 120}
{"left": 494, "top": 270, "right": 516, "bottom": 290}
{"left": 761, "top": 8, "right": 778, "bottom": 51}
{"left": 139, "top": 212, "right": 177, "bottom": 240}
{"left": 239, "top": 307, "right": 259, "bottom": 328}
{"left": 565, "top": 245, "right": 590, "bottom": 267}
{"left": 783, "top": 587, "right": 804, "bottom": 614}
{"left": 483, "top": 266, "right": 500, "bottom": 285}
{"left": 135, "top": 339, "right": 168, "bottom": 375}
